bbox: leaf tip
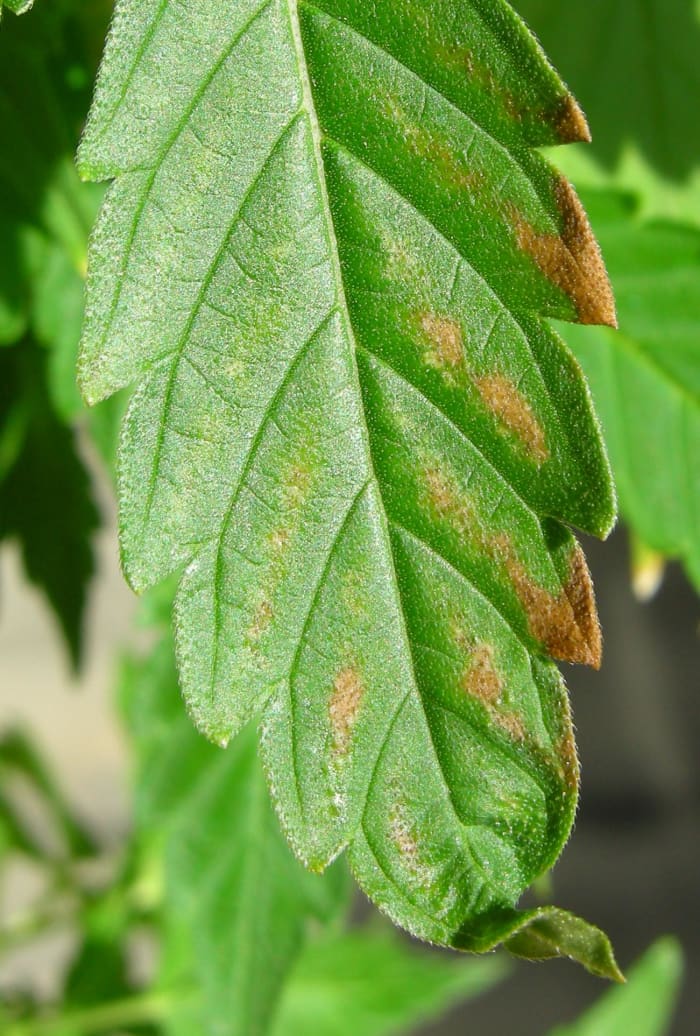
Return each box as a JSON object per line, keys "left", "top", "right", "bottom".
{"left": 553, "top": 94, "right": 592, "bottom": 145}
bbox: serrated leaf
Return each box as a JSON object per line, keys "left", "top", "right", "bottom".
{"left": 121, "top": 618, "right": 349, "bottom": 1036}
{"left": 80, "top": 0, "right": 617, "bottom": 959}
{"left": 561, "top": 191, "right": 700, "bottom": 591}
{"left": 549, "top": 937, "right": 683, "bottom": 1036}
{"left": 0, "top": 345, "right": 98, "bottom": 665}
{"left": 272, "top": 926, "right": 507, "bottom": 1036}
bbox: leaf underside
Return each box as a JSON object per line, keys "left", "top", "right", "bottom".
{"left": 79, "top": 0, "right": 618, "bottom": 966}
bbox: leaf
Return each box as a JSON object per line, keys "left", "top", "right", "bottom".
{"left": 0, "top": 0, "right": 105, "bottom": 414}
{"left": 121, "top": 615, "right": 350, "bottom": 1036}
{"left": 80, "top": 0, "right": 617, "bottom": 961}
{"left": 0, "top": 345, "right": 99, "bottom": 666}
{"left": 0, "top": 0, "right": 35, "bottom": 18}
{"left": 561, "top": 191, "right": 700, "bottom": 590}
{"left": 272, "top": 926, "right": 507, "bottom": 1036}
{"left": 549, "top": 937, "right": 684, "bottom": 1036}
{"left": 513, "top": 0, "right": 700, "bottom": 221}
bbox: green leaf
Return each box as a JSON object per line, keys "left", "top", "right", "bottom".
{"left": 0, "top": 0, "right": 35, "bottom": 18}
{"left": 121, "top": 617, "right": 349, "bottom": 1036}
{"left": 80, "top": 0, "right": 617, "bottom": 959}
{"left": 273, "top": 926, "right": 508, "bottom": 1036}
{"left": 513, "top": 0, "right": 700, "bottom": 222}
{"left": 0, "top": 0, "right": 104, "bottom": 413}
{"left": 549, "top": 937, "right": 684, "bottom": 1036}
{"left": 561, "top": 191, "right": 700, "bottom": 590}
{"left": 0, "top": 345, "right": 99, "bottom": 666}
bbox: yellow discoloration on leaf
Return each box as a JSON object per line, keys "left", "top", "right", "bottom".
{"left": 555, "top": 728, "right": 580, "bottom": 792}
{"left": 247, "top": 598, "right": 273, "bottom": 642}
{"left": 513, "top": 176, "right": 617, "bottom": 328}
{"left": 389, "top": 802, "right": 421, "bottom": 870}
{"left": 282, "top": 462, "right": 312, "bottom": 509}
{"left": 329, "top": 666, "right": 364, "bottom": 754}
{"left": 474, "top": 373, "right": 549, "bottom": 464}
{"left": 269, "top": 528, "right": 290, "bottom": 554}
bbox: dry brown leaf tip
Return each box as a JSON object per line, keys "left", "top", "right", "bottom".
{"left": 514, "top": 176, "right": 617, "bottom": 329}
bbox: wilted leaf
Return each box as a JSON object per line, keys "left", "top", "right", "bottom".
{"left": 549, "top": 937, "right": 683, "bottom": 1036}
{"left": 562, "top": 191, "right": 700, "bottom": 590}
{"left": 273, "top": 926, "right": 507, "bottom": 1036}
{"left": 80, "top": 0, "right": 617, "bottom": 964}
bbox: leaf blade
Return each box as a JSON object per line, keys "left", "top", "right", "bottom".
{"left": 80, "top": 0, "right": 617, "bottom": 960}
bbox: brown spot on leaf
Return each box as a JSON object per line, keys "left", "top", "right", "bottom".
{"left": 419, "top": 313, "right": 464, "bottom": 370}
{"left": 463, "top": 644, "right": 503, "bottom": 705}
{"left": 493, "top": 709, "right": 527, "bottom": 742}
{"left": 390, "top": 803, "right": 421, "bottom": 871}
{"left": 329, "top": 667, "right": 364, "bottom": 754}
{"left": 425, "top": 468, "right": 600, "bottom": 667}
{"left": 247, "top": 599, "right": 272, "bottom": 642}
{"left": 497, "top": 535, "right": 600, "bottom": 668}
{"left": 474, "top": 373, "right": 549, "bottom": 464}
{"left": 562, "top": 542, "right": 602, "bottom": 669}
{"left": 513, "top": 176, "right": 617, "bottom": 328}
{"left": 550, "top": 94, "right": 591, "bottom": 144}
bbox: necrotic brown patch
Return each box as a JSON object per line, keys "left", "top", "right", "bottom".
{"left": 419, "top": 313, "right": 464, "bottom": 370}
{"left": 329, "top": 667, "right": 364, "bottom": 754}
{"left": 425, "top": 467, "right": 600, "bottom": 668}
{"left": 247, "top": 599, "right": 273, "bottom": 642}
{"left": 496, "top": 535, "right": 601, "bottom": 668}
{"left": 462, "top": 644, "right": 502, "bottom": 705}
{"left": 513, "top": 176, "right": 617, "bottom": 328}
{"left": 550, "top": 93, "right": 591, "bottom": 144}
{"left": 474, "top": 373, "right": 549, "bottom": 464}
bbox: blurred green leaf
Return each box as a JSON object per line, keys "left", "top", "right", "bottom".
{"left": 0, "top": 345, "right": 99, "bottom": 666}
{"left": 121, "top": 613, "right": 350, "bottom": 1036}
{"left": 0, "top": 0, "right": 104, "bottom": 414}
{"left": 273, "top": 926, "right": 507, "bottom": 1036}
{"left": 561, "top": 191, "right": 700, "bottom": 590}
{"left": 549, "top": 937, "right": 684, "bottom": 1036}
{"left": 0, "top": 0, "right": 35, "bottom": 18}
{"left": 0, "top": 728, "right": 96, "bottom": 858}
{"left": 514, "top": 0, "right": 700, "bottom": 222}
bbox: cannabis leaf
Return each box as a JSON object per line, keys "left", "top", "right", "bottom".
{"left": 79, "top": 0, "right": 618, "bottom": 968}
{"left": 563, "top": 191, "right": 700, "bottom": 590}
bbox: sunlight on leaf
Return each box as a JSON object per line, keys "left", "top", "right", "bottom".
{"left": 79, "top": 0, "right": 617, "bottom": 963}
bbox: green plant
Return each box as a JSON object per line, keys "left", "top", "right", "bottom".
{"left": 1, "top": 0, "right": 697, "bottom": 1033}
